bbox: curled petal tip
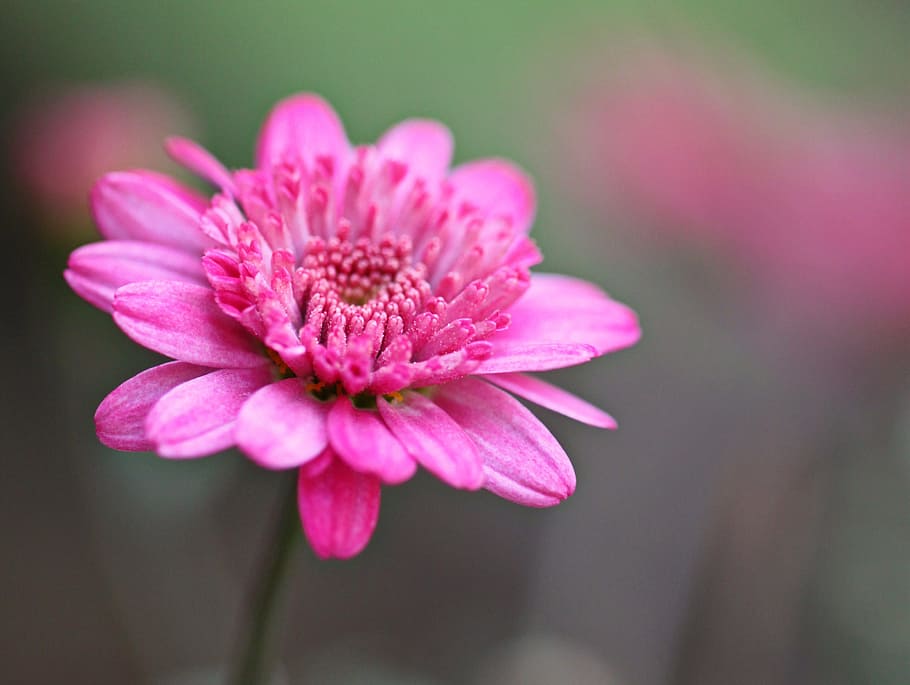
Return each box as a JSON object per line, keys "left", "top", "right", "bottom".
{"left": 165, "top": 136, "right": 236, "bottom": 193}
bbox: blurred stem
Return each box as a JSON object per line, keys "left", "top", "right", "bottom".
{"left": 230, "top": 472, "right": 299, "bottom": 685}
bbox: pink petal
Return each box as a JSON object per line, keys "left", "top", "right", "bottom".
{"left": 298, "top": 455, "right": 381, "bottom": 560}
{"left": 327, "top": 398, "right": 416, "bottom": 484}
{"left": 433, "top": 378, "right": 576, "bottom": 507}
{"left": 474, "top": 342, "right": 597, "bottom": 373}
{"left": 483, "top": 373, "right": 617, "bottom": 429}
{"left": 65, "top": 240, "right": 206, "bottom": 313}
{"left": 497, "top": 273, "right": 641, "bottom": 355}
{"left": 91, "top": 171, "right": 212, "bottom": 253}
{"left": 165, "top": 136, "right": 237, "bottom": 193}
{"left": 300, "top": 448, "right": 334, "bottom": 479}
{"left": 377, "top": 119, "right": 454, "bottom": 182}
{"left": 146, "top": 366, "right": 273, "bottom": 458}
{"left": 95, "top": 362, "right": 210, "bottom": 451}
{"left": 235, "top": 378, "right": 329, "bottom": 469}
{"left": 377, "top": 391, "right": 484, "bottom": 490}
{"left": 112, "top": 281, "right": 266, "bottom": 368}
{"left": 448, "top": 159, "right": 536, "bottom": 233}
{"left": 255, "top": 93, "right": 350, "bottom": 170}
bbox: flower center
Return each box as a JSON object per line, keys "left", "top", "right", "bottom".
{"left": 294, "top": 233, "right": 436, "bottom": 367}
{"left": 301, "top": 234, "right": 414, "bottom": 306}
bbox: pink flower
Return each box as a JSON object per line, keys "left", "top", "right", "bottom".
{"left": 12, "top": 83, "right": 194, "bottom": 228}
{"left": 749, "top": 122, "right": 910, "bottom": 346}
{"left": 571, "top": 47, "right": 910, "bottom": 349}
{"left": 66, "top": 94, "right": 640, "bottom": 559}
{"left": 568, "top": 48, "right": 789, "bottom": 251}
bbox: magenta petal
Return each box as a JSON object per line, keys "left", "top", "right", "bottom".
{"left": 497, "top": 273, "right": 641, "bottom": 355}
{"left": 146, "top": 366, "right": 273, "bottom": 458}
{"left": 65, "top": 240, "right": 206, "bottom": 313}
{"left": 377, "top": 391, "right": 484, "bottom": 490}
{"left": 165, "top": 136, "right": 237, "bottom": 193}
{"left": 255, "top": 93, "right": 350, "bottom": 169}
{"left": 235, "top": 379, "right": 329, "bottom": 469}
{"left": 483, "top": 373, "right": 617, "bottom": 429}
{"left": 95, "top": 362, "right": 210, "bottom": 451}
{"left": 298, "top": 455, "right": 381, "bottom": 560}
{"left": 112, "top": 281, "right": 266, "bottom": 368}
{"left": 475, "top": 342, "right": 597, "bottom": 373}
{"left": 91, "top": 171, "right": 212, "bottom": 252}
{"left": 327, "top": 399, "right": 416, "bottom": 484}
{"left": 448, "top": 159, "right": 536, "bottom": 233}
{"left": 300, "top": 448, "right": 333, "bottom": 479}
{"left": 378, "top": 119, "right": 454, "bottom": 182}
{"left": 434, "top": 378, "right": 576, "bottom": 507}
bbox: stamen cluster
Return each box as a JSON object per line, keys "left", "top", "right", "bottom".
{"left": 201, "top": 151, "right": 532, "bottom": 398}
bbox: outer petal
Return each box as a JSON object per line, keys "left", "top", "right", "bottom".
{"left": 165, "top": 136, "right": 237, "bottom": 194}
{"left": 483, "top": 373, "right": 617, "bottom": 429}
{"left": 112, "top": 281, "right": 266, "bottom": 368}
{"left": 377, "top": 391, "right": 484, "bottom": 490}
{"left": 235, "top": 379, "right": 329, "bottom": 469}
{"left": 378, "top": 119, "right": 454, "bottom": 183}
{"left": 255, "top": 93, "right": 350, "bottom": 169}
{"left": 495, "top": 273, "right": 641, "bottom": 355}
{"left": 95, "top": 361, "right": 210, "bottom": 451}
{"left": 474, "top": 342, "right": 597, "bottom": 374}
{"left": 327, "top": 398, "right": 416, "bottom": 484}
{"left": 65, "top": 240, "right": 206, "bottom": 313}
{"left": 91, "top": 171, "right": 212, "bottom": 252}
{"left": 448, "top": 159, "right": 536, "bottom": 234}
{"left": 146, "top": 366, "right": 273, "bottom": 458}
{"left": 298, "top": 455, "right": 381, "bottom": 560}
{"left": 433, "top": 378, "right": 576, "bottom": 507}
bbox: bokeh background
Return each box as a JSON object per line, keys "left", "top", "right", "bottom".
{"left": 2, "top": 2, "right": 909, "bottom": 684}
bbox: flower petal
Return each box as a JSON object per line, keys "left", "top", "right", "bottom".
{"left": 95, "top": 361, "right": 210, "bottom": 451}
{"left": 433, "top": 378, "right": 575, "bottom": 507}
{"left": 146, "top": 366, "right": 273, "bottom": 458}
{"left": 448, "top": 159, "right": 536, "bottom": 233}
{"left": 378, "top": 119, "right": 454, "bottom": 182}
{"left": 496, "top": 273, "right": 641, "bottom": 355}
{"left": 474, "top": 342, "right": 597, "bottom": 373}
{"left": 65, "top": 240, "right": 206, "bottom": 313}
{"left": 235, "top": 379, "right": 329, "bottom": 469}
{"left": 165, "top": 136, "right": 237, "bottom": 194}
{"left": 255, "top": 93, "right": 350, "bottom": 169}
{"left": 91, "top": 171, "right": 212, "bottom": 252}
{"left": 112, "top": 281, "right": 266, "bottom": 368}
{"left": 483, "top": 373, "right": 617, "bottom": 429}
{"left": 327, "top": 398, "right": 416, "bottom": 484}
{"left": 377, "top": 391, "right": 484, "bottom": 490}
{"left": 298, "top": 455, "right": 381, "bottom": 560}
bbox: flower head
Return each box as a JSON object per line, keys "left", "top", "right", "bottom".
{"left": 66, "top": 94, "right": 640, "bottom": 558}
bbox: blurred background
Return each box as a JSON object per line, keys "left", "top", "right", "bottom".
{"left": 1, "top": 1, "right": 908, "bottom": 684}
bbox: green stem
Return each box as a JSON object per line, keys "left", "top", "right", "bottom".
{"left": 229, "top": 472, "right": 300, "bottom": 685}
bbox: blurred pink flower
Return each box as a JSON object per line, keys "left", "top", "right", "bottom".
{"left": 12, "top": 82, "right": 194, "bottom": 228}
{"left": 65, "top": 94, "right": 640, "bottom": 559}
{"left": 753, "top": 122, "right": 910, "bottom": 344}
{"left": 575, "top": 52, "right": 786, "bottom": 250}
{"left": 572, "top": 47, "right": 910, "bottom": 347}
